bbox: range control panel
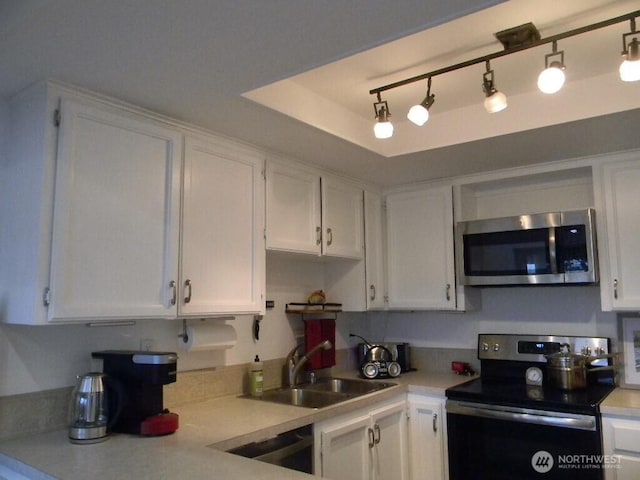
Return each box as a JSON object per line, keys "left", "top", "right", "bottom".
{"left": 478, "top": 334, "right": 610, "bottom": 366}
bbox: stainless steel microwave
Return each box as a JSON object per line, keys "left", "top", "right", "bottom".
{"left": 455, "top": 208, "right": 598, "bottom": 286}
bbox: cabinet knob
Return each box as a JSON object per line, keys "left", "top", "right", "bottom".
{"left": 370, "top": 284, "right": 376, "bottom": 301}
{"left": 613, "top": 278, "right": 618, "bottom": 300}
{"left": 446, "top": 283, "right": 451, "bottom": 301}
{"left": 326, "top": 228, "right": 333, "bottom": 246}
{"left": 316, "top": 226, "right": 322, "bottom": 245}
{"left": 433, "top": 413, "right": 438, "bottom": 433}
{"left": 373, "top": 423, "right": 381, "bottom": 445}
{"left": 184, "top": 279, "right": 192, "bottom": 304}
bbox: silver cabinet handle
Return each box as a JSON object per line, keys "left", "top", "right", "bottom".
{"left": 446, "top": 283, "right": 451, "bottom": 301}
{"left": 370, "top": 284, "right": 376, "bottom": 301}
{"left": 433, "top": 413, "right": 438, "bottom": 433}
{"left": 373, "top": 423, "right": 381, "bottom": 445}
{"left": 367, "top": 427, "right": 375, "bottom": 448}
{"left": 184, "top": 279, "right": 192, "bottom": 304}
{"left": 316, "top": 226, "right": 322, "bottom": 245}
{"left": 169, "top": 281, "right": 177, "bottom": 306}
{"left": 326, "top": 228, "right": 333, "bottom": 246}
{"left": 614, "top": 279, "right": 618, "bottom": 300}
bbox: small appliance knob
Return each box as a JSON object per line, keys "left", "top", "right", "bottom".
{"left": 481, "top": 343, "right": 489, "bottom": 352}
{"left": 493, "top": 343, "right": 500, "bottom": 352}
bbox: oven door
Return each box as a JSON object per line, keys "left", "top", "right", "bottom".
{"left": 446, "top": 400, "right": 605, "bottom": 480}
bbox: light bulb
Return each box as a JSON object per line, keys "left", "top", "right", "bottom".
{"left": 407, "top": 104, "right": 429, "bottom": 126}
{"left": 620, "top": 38, "right": 640, "bottom": 82}
{"left": 538, "top": 65, "right": 566, "bottom": 94}
{"left": 374, "top": 120, "right": 393, "bottom": 139}
{"left": 484, "top": 91, "right": 507, "bottom": 113}
{"left": 620, "top": 59, "right": 640, "bottom": 82}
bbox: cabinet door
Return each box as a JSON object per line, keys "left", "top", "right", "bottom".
{"left": 266, "top": 162, "right": 321, "bottom": 255}
{"left": 602, "top": 416, "right": 640, "bottom": 480}
{"left": 408, "top": 394, "right": 445, "bottom": 480}
{"left": 371, "top": 400, "right": 409, "bottom": 480}
{"left": 364, "top": 191, "right": 386, "bottom": 310}
{"left": 322, "top": 177, "right": 364, "bottom": 259}
{"left": 48, "top": 99, "right": 181, "bottom": 321}
{"left": 386, "top": 185, "right": 456, "bottom": 309}
{"left": 599, "top": 157, "right": 640, "bottom": 310}
{"left": 319, "top": 413, "right": 372, "bottom": 480}
{"left": 180, "top": 136, "right": 265, "bottom": 315}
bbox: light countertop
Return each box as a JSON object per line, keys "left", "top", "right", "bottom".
{"left": 601, "top": 387, "right": 640, "bottom": 417}
{"left": 0, "top": 371, "right": 472, "bottom": 480}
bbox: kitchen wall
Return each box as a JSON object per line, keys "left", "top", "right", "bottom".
{"left": 350, "top": 285, "right": 618, "bottom": 348}
{"left": 0, "top": 249, "right": 618, "bottom": 397}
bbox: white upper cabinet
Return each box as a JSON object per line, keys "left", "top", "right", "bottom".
{"left": 322, "top": 176, "right": 364, "bottom": 259}
{"left": 265, "top": 161, "right": 322, "bottom": 255}
{"left": 0, "top": 81, "right": 265, "bottom": 324}
{"left": 386, "top": 184, "right": 456, "bottom": 310}
{"left": 180, "top": 135, "right": 264, "bottom": 315}
{"left": 364, "top": 191, "right": 386, "bottom": 310}
{"left": 47, "top": 99, "right": 182, "bottom": 321}
{"left": 595, "top": 153, "right": 640, "bottom": 311}
{"left": 266, "top": 159, "right": 364, "bottom": 260}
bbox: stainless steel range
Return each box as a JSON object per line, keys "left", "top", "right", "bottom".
{"left": 445, "top": 334, "right": 616, "bottom": 480}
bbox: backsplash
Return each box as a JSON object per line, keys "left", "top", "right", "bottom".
{"left": 0, "top": 346, "right": 469, "bottom": 441}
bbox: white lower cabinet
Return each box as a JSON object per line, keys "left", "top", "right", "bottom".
{"left": 407, "top": 393, "right": 447, "bottom": 480}
{"left": 314, "top": 397, "right": 409, "bottom": 480}
{"left": 602, "top": 414, "right": 640, "bottom": 480}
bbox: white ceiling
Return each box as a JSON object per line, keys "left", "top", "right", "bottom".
{"left": 1, "top": 0, "right": 640, "bottom": 187}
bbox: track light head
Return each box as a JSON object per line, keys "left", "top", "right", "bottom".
{"left": 482, "top": 62, "right": 507, "bottom": 113}
{"left": 373, "top": 96, "right": 393, "bottom": 139}
{"left": 620, "top": 19, "right": 640, "bottom": 82}
{"left": 407, "top": 78, "right": 435, "bottom": 126}
{"left": 538, "top": 42, "right": 566, "bottom": 94}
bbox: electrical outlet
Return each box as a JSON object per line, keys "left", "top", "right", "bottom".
{"left": 140, "top": 338, "right": 154, "bottom": 351}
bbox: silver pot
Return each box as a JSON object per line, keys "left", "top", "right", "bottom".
{"left": 545, "top": 350, "right": 615, "bottom": 390}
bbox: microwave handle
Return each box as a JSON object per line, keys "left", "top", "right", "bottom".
{"left": 548, "top": 227, "right": 559, "bottom": 275}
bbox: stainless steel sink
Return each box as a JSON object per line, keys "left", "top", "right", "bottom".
{"left": 301, "top": 377, "right": 396, "bottom": 395}
{"left": 244, "top": 377, "right": 396, "bottom": 409}
{"left": 258, "top": 387, "right": 352, "bottom": 408}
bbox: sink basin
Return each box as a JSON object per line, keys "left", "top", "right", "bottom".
{"left": 244, "top": 377, "right": 396, "bottom": 409}
{"left": 258, "top": 387, "right": 352, "bottom": 408}
{"left": 301, "top": 377, "right": 396, "bottom": 395}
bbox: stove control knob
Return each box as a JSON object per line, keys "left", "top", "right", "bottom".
{"left": 481, "top": 343, "right": 489, "bottom": 352}
{"left": 493, "top": 343, "right": 500, "bottom": 352}
{"left": 581, "top": 346, "right": 592, "bottom": 355}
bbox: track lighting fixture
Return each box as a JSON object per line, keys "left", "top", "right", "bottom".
{"left": 373, "top": 93, "right": 393, "bottom": 139}
{"left": 620, "top": 18, "right": 640, "bottom": 82}
{"left": 482, "top": 61, "right": 507, "bottom": 113}
{"left": 538, "top": 41, "right": 566, "bottom": 94}
{"left": 368, "top": 9, "right": 640, "bottom": 138}
{"left": 407, "top": 77, "right": 435, "bottom": 126}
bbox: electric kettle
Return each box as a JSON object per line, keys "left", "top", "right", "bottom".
{"left": 68, "top": 372, "right": 117, "bottom": 444}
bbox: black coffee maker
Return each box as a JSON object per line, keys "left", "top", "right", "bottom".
{"left": 92, "top": 350, "right": 179, "bottom": 436}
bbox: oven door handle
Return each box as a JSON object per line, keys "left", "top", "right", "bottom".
{"left": 446, "top": 400, "right": 596, "bottom": 431}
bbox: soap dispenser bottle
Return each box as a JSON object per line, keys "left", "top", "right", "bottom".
{"left": 250, "top": 355, "right": 264, "bottom": 397}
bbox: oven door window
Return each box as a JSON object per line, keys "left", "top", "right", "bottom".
{"left": 447, "top": 413, "right": 603, "bottom": 480}
{"left": 463, "top": 228, "right": 552, "bottom": 276}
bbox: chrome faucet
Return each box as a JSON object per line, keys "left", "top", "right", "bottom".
{"left": 286, "top": 340, "right": 332, "bottom": 387}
